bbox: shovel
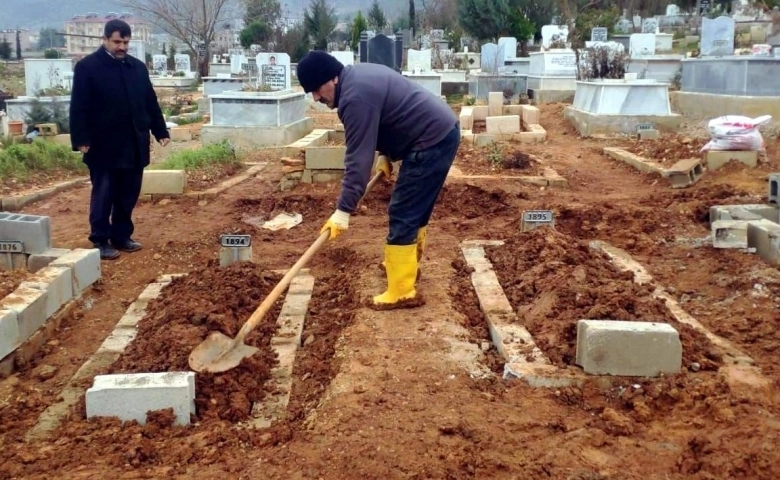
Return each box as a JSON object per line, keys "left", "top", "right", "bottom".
{"left": 189, "top": 170, "right": 386, "bottom": 373}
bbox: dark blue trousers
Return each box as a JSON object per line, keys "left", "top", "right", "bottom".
{"left": 387, "top": 124, "right": 460, "bottom": 245}
{"left": 88, "top": 167, "right": 144, "bottom": 245}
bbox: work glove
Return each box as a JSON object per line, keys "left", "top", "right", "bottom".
{"left": 376, "top": 155, "right": 393, "bottom": 179}
{"left": 321, "top": 209, "right": 350, "bottom": 240}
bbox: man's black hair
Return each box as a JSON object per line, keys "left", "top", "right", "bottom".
{"left": 104, "top": 19, "right": 132, "bottom": 39}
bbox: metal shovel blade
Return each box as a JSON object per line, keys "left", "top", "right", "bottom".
{"left": 188, "top": 330, "right": 260, "bottom": 373}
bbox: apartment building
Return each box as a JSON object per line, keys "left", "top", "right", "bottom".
{"left": 65, "top": 12, "right": 151, "bottom": 55}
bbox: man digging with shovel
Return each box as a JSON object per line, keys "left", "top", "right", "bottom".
{"left": 297, "top": 51, "right": 460, "bottom": 310}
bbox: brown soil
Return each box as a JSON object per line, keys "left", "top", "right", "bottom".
{"left": 621, "top": 134, "right": 709, "bottom": 165}
{"left": 485, "top": 228, "right": 720, "bottom": 370}
{"left": 454, "top": 144, "right": 542, "bottom": 176}
{"left": 107, "top": 261, "right": 285, "bottom": 422}
{"left": 0, "top": 170, "right": 86, "bottom": 197}
{"left": 0, "top": 269, "right": 30, "bottom": 298}
{"left": 185, "top": 162, "right": 247, "bottom": 192}
{"left": 1, "top": 102, "right": 780, "bottom": 479}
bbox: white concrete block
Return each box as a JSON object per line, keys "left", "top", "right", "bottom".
{"left": 27, "top": 247, "right": 71, "bottom": 273}
{"left": 96, "top": 327, "right": 138, "bottom": 354}
{"left": 712, "top": 218, "right": 775, "bottom": 249}
{"left": 472, "top": 105, "right": 488, "bottom": 122}
{"left": 86, "top": 372, "right": 196, "bottom": 426}
{"left": 50, "top": 248, "right": 101, "bottom": 295}
{"left": 486, "top": 115, "right": 521, "bottom": 135}
{"left": 1, "top": 285, "right": 48, "bottom": 340}
{"left": 141, "top": 170, "right": 187, "bottom": 195}
{"left": 19, "top": 266, "right": 73, "bottom": 318}
{"left": 0, "top": 308, "right": 20, "bottom": 359}
{"left": 488, "top": 92, "right": 503, "bottom": 117}
{"left": 575, "top": 319, "right": 682, "bottom": 377}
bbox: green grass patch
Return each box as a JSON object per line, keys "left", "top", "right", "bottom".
{"left": 151, "top": 140, "right": 240, "bottom": 171}
{"left": 0, "top": 140, "right": 85, "bottom": 181}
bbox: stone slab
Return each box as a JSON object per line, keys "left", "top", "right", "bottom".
{"left": 86, "top": 372, "right": 196, "bottom": 426}
{"left": 2, "top": 285, "right": 48, "bottom": 341}
{"left": 141, "top": 170, "right": 187, "bottom": 195}
{"left": 602, "top": 147, "right": 666, "bottom": 175}
{"left": 305, "top": 146, "right": 346, "bottom": 170}
{"left": 27, "top": 248, "right": 71, "bottom": 273}
{"left": 709, "top": 204, "right": 779, "bottom": 224}
{"left": 712, "top": 218, "right": 776, "bottom": 249}
{"left": 19, "top": 266, "right": 73, "bottom": 319}
{"left": 488, "top": 92, "right": 503, "bottom": 117}
{"left": 0, "top": 308, "right": 20, "bottom": 360}
{"left": 49, "top": 248, "right": 101, "bottom": 295}
{"left": 485, "top": 115, "right": 521, "bottom": 135}
{"left": 575, "top": 319, "right": 682, "bottom": 377}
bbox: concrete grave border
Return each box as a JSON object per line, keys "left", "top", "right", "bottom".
{"left": 0, "top": 248, "right": 101, "bottom": 379}
{"left": 0, "top": 177, "right": 89, "bottom": 211}
{"left": 138, "top": 162, "right": 268, "bottom": 202}
{"left": 26, "top": 268, "right": 315, "bottom": 440}
{"left": 459, "top": 99, "right": 548, "bottom": 146}
{"left": 460, "top": 239, "right": 766, "bottom": 388}
{"left": 602, "top": 147, "right": 705, "bottom": 189}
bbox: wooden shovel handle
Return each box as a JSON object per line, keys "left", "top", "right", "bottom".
{"left": 234, "top": 171, "right": 384, "bottom": 343}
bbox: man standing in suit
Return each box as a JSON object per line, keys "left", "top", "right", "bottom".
{"left": 69, "top": 19, "right": 170, "bottom": 260}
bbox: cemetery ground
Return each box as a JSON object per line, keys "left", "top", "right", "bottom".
{"left": 0, "top": 102, "right": 779, "bottom": 480}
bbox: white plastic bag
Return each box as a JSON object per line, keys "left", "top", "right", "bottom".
{"left": 700, "top": 115, "right": 772, "bottom": 152}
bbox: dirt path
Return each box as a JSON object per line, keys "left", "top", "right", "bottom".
{"left": 1, "top": 104, "right": 780, "bottom": 479}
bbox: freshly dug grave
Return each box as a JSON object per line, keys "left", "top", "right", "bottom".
{"left": 485, "top": 228, "right": 721, "bottom": 371}
{"left": 107, "top": 261, "right": 285, "bottom": 422}
{"left": 185, "top": 162, "right": 247, "bottom": 192}
{"left": 455, "top": 144, "right": 542, "bottom": 176}
{"left": 433, "top": 183, "right": 521, "bottom": 220}
{"left": 620, "top": 135, "right": 708, "bottom": 166}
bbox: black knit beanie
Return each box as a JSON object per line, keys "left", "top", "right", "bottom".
{"left": 297, "top": 50, "right": 345, "bottom": 93}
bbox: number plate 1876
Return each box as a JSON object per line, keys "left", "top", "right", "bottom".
{"left": 220, "top": 234, "right": 252, "bottom": 247}
{"left": 0, "top": 241, "right": 23, "bottom": 253}
{"left": 522, "top": 210, "right": 554, "bottom": 223}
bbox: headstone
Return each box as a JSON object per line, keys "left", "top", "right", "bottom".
{"left": 367, "top": 34, "right": 395, "bottom": 70}
{"left": 407, "top": 48, "right": 432, "bottom": 72}
{"left": 616, "top": 18, "right": 633, "bottom": 34}
{"left": 701, "top": 16, "right": 735, "bottom": 56}
{"left": 666, "top": 4, "right": 680, "bottom": 16}
{"left": 230, "top": 54, "right": 247, "bottom": 74}
{"left": 174, "top": 54, "right": 191, "bottom": 73}
{"left": 329, "top": 50, "right": 354, "bottom": 66}
{"left": 256, "top": 52, "right": 291, "bottom": 91}
{"left": 430, "top": 29, "right": 445, "bottom": 41}
{"left": 152, "top": 55, "right": 167, "bottom": 74}
{"left": 591, "top": 27, "right": 608, "bottom": 42}
{"left": 23, "top": 59, "right": 73, "bottom": 96}
{"left": 395, "top": 35, "right": 403, "bottom": 71}
{"left": 642, "top": 18, "right": 659, "bottom": 34}
{"left": 420, "top": 35, "right": 431, "bottom": 50}
{"left": 359, "top": 32, "right": 369, "bottom": 63}
{"left": 541, "top": 25, "right": 569, "bottom": 48}
{"left": 629, "top": 33, "right": 656, "bottom": 56}
{"left": 128, "top": 40, "right": 144, "bottom": 61}
{"left": 480, "top": 43, "right": 505, "bottom": 73}
{"left": 498, "top": 37, "right": 518, "bottom": 59}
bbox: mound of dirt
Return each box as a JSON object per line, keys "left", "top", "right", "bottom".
{"left": 108, "top": 261, "right": 286, "bottom": 422}
{"left": 434, "top": 184, "right": 522, "bottom": 220}
{"left": 485, "top": 229, "right": 720, "bottom": 370}
{"left": 0, "top": 269, "right": 31, "bottom": 298}
{"left": 624, "top": 136, "right": 708, "bottom": 164}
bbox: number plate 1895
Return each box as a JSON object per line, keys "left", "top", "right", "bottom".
{"left": 522, "top": 210, "right": 554, "bottom": 223}
{"left": 220, "top": 234, "right": 252, "bottom": 247}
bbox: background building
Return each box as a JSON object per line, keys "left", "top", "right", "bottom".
{"left": 65, "top": 12, "right": 151, "bottom": 55}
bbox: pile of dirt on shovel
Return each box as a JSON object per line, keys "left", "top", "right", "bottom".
{"left": 485, "top": 228, "right": 721, "bottom": 370}
{"left": 107, "top": 261, "right": 285, "bottom": 422}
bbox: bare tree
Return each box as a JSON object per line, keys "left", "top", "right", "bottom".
{"left": 114, "top": 0, "right": 238, "bottom": 77}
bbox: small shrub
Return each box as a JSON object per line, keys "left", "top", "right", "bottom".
{"left": 577, "top": 45, "right": 631, "bottom": 80}
{"left": 0, "top": 141, "right": 84, "bottom": 180}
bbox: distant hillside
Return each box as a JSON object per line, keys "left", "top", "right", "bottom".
{"left": 0, "top": 0, "right": 408, "bottom": 31}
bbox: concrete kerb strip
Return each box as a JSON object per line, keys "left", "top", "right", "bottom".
{"left": 0, "top": 177, "right": 90, "bottom": 211}
{"left": 139, "top": 162, "right": 269, "bottom": 203}
{"left": 25, "top": 268, "right": 314, "bottom": 440}
{"left": 460, "top": 104, "right": 547, "bottom": 146}
{"left": 459, "top": 240, "right": 586, "bottom": 388}
{"left": 602, "top": 147, "right": 706, "bottom": 188}
{"left": 589, "top": 240, "right": 767, "bottom": 386}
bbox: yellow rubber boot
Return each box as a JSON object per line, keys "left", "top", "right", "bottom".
{"left": 372, "top": 244, "right": 420, "bottom": 309}
{"left": 379, "top": 227, "right": 426, "bottom": 281}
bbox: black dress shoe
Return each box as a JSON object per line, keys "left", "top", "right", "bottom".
{"left": 112, "top": 239, "right": 143, "bottom": 252}
{"left": 94, "top": 243, "right": 121, "bottom": 260}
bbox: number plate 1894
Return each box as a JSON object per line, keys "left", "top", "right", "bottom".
{"left": 522, "top": 210, "right": 554, "bottom": 223}
{"left": 220, "top": 234, "right": 252, "bottom": 247}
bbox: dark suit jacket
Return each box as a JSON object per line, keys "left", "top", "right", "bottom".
{"left": 69, "top": 46, "right": 169, "bottom": 169}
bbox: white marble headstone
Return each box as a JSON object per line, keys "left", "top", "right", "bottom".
{"left": 174, "top": 54, "right": 191, "bottom": 73}
{"left": 666, "top": 4, "right": 680, "bottom": 16}
{"left": 256, "top": 52, "right": 291, "bottom": 91}
{"left": 541, "top": 25, "right": 569, "bottom": 49}
{"left": 642, "top": 18, "right": 659, "bottom": 34}
{"left": 480, "top": 43, "right": 505, "bottom": 73}
{"left": 329, "top": 50, "right": 355, "bottom": 66}
{"left": 128, "top": 40, "right": 144, "bottom": 61}
{"left": 630, "top": 33, "right": 657, "bottom": 56}
{"left": 407, "top": 48, "right": 432, "bottom": 72}
{"left": 230, "top": 54, "right": 246, "bottom": 74}
{"left": 152, "top": 55, "right": 167, "bottom": 74}
{"left": 616, "top": 18, "right": 633, "bottom": 34}
{"left": 498, "top": 37, "right": 518, "bottom": 59}
{"left": 701, "top": 16, "right": 735, "bottom": 56}
{"left": 23, "top": 59, "right": 73, "bottom": 96}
